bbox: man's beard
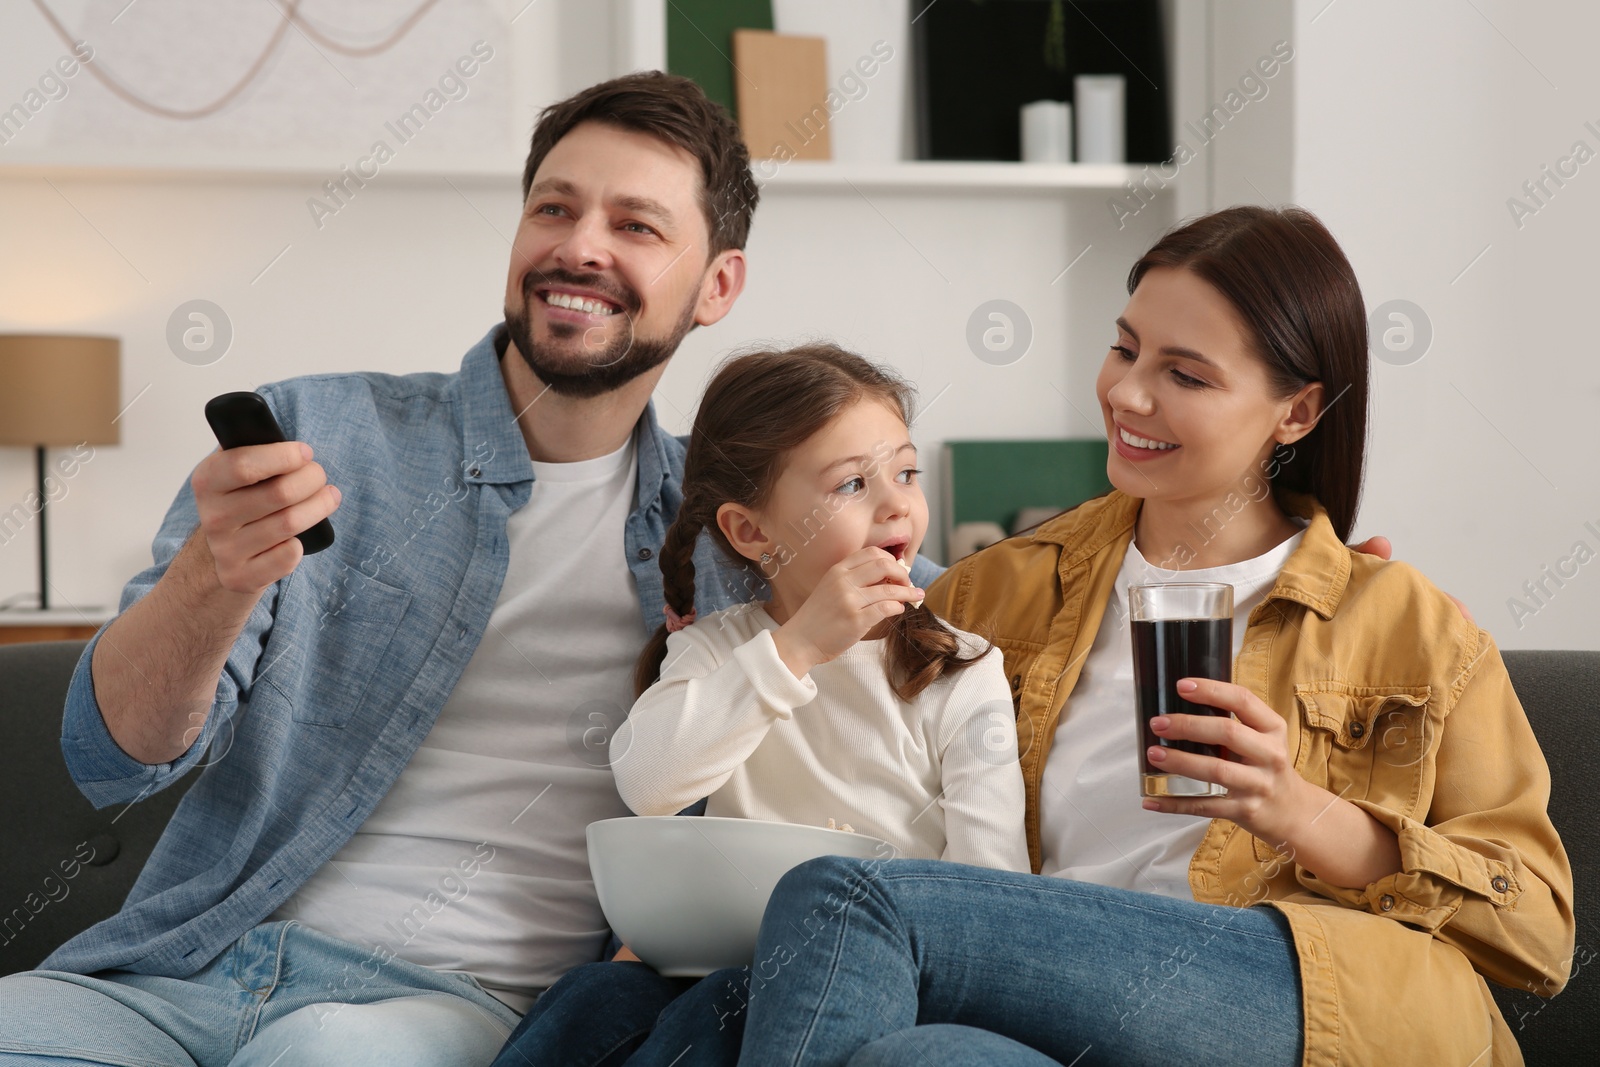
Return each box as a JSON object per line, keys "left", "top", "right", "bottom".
{"left": 504, "top": 269, "right": 697, "bottom": 399}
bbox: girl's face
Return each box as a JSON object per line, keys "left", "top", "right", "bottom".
{"left": 723, "top": 398, "right": 927, "bottom": 608}
{"left": 1095, "top": 266, "right": 1322, "bottom": 510}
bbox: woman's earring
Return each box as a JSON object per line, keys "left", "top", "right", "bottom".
{"left": 759, "top": 552, "right": 772, "bottom": 564}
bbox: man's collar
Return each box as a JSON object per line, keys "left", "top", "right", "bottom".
{"left": 459, "top": 323, "right": 535, "bottom": 486}
{"left": 458, "top": 323, "right": 675, "bottom": 506}
{"left": 633, "top": 395, "right": 676, "bottom": 517}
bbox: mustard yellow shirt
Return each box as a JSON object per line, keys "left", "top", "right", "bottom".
{"left": 924, "top": 490, "right": 1574, "bottom": 1067}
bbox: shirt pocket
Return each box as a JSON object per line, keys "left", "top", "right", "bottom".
{"left": 1293, "top": 683, "right": 1434, "bottom": 811}
{"left": 1249, "top": 684, "right": 1433, "bottom": 864}
{"left": 261, "top": 571, "right": 414, "bottom": 729}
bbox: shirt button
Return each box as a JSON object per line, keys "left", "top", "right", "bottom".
{"left": 1492, "top": 875, "right": 1510, "bottom": 894}
{"left": 468, "top": 466, "right": 481, "bottom": 477}
{"left": 638, "top": 547, "right": 653, "bottom": 560}
{"left": 1379, "top": 894, "right": 1395, "bottom": 912}
{"left": 1348, "top": 721, "right": 1366, "bottom": 739}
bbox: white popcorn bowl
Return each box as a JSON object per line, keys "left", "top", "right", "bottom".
{"left": 586, "top": 815, "right": 894, "bottom": 976}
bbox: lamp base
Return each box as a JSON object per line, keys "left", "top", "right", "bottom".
{"left": 37, "top": 443, "right": 49, "bottom": 610}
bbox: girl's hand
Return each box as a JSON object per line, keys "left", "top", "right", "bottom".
{"left": 613, "top": 944, "right": 642, "bottom": 963}
{"left": 771, "top": 547, "right": 924, "bottom": 678}
{"left": 1140, "top": 677, "right": 1320, "bottom": 848}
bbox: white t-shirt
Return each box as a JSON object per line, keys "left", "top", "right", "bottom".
{"left": 273, "top": 434, "right": 646, "bottom": 1011}
{"left": 609, "top": 602, "right": 1032, "bottom": 872}
{"left": 1039, "top": 524, "right": 1306, "bottom": 899}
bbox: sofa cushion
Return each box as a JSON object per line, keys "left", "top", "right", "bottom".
{"left": 1490, "top": 650, "right": 1598, "bottom": 1063}
{"left": 0, "top": 640, "right": 194, "bottom": 974}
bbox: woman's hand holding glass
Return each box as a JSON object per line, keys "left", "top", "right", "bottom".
{"left": 1142, "top": 677, "right": 1403, "bottom": 890}
{"left": 1141, "top": 677, "right": 1308, "bottom": 834}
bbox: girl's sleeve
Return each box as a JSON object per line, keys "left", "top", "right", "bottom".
{"left": 934, "top": 645, "right": 1032, "bottom": 873}
{"left": 609, "top": 618, "right": 821, "bottom": 816}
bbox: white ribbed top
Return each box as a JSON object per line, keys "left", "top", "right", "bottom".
{"left": 610, "top": 602, "right": 1031, "bottom": 872}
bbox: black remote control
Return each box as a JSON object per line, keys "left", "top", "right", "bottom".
{"left": 203, "top": 391, "right": 336, "bottom": 555}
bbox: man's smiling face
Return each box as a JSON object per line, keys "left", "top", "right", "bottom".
{"left": 503, "top": 120, "right": 717, "bottom": 398}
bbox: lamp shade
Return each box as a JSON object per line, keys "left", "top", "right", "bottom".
{"left": 0, "top": 334, "right": 122, "bottom": 447}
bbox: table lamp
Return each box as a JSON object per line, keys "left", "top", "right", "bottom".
{"left": 0, "top": 334, "right": 121, "bottom": 611}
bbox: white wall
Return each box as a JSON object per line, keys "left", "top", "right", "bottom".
{"left": 1290, "top": 0, "right": 1599, "bottom": 649}
{"left": 0, "top": 0, "right": 1172, "bottom": 614}
{"left": 0, "top": 174, "right": 1171, "bottom": 608}
{"left": 0, "top": 0, "right": 612, "bottom": 611}
{"left": 7, "top": 1, "right": 1587, "bottom": 650}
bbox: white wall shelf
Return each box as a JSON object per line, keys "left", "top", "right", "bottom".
{"left": 756, "top": 161, "right": 1140, "bottom": 192}
{"left": 0, "top": 158, "right": 1143, "bottom": 192}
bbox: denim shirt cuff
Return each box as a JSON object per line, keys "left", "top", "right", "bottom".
{"left": 60, "top": 625, "right": 208, "bottom": 809}
{"left": 908, "top": 553, "right": 946, "bottom": 592}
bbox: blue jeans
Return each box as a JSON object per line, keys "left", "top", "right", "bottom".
{"left": 844, "top": 1026, "right": 1068, "bottom": 1065}
{"left": 492, "top": 962, "right": 748, "bottom": 1067}
{"left": 0, "top": 920, "right": 519, "bottom": 1066}
{"left": 738, "top": 857, "right": 1304, "bottom": 1067}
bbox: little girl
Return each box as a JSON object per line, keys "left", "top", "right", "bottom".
{"left": 490, "top": 343, "right": 1030, "bottom": 1067}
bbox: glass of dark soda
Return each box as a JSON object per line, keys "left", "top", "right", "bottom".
{"left": 1128, "top": 582, "right": 1233, "bottom": 798}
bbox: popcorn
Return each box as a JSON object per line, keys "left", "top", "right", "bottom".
{"left": 898, "top": 556, "right": 924, "bottom": 609}
{"left": 825, "top": 818, "right": 857, "bottom": 834}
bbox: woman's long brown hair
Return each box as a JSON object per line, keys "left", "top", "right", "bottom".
{"left": 634, "top": 342, "right": 988, "bottom": 700}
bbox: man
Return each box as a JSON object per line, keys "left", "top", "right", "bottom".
{"left": 0, "top": 72, "right": 941, "bottom": 1065}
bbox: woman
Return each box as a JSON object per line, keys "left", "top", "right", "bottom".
{"left": 735, "top": 206, "right": 1573, "bottom": 1066}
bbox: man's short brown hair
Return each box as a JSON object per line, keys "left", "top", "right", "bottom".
{"left": 522, "top": 72, "right": 758, "bottom": 257}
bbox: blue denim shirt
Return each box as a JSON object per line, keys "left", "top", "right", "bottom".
{"left": 46, "top": 324, "right": 945, "bottom": 978}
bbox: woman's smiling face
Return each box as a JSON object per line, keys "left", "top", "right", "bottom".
{"left": 1095, "top": 265, "right": 1320, "bottom": 509}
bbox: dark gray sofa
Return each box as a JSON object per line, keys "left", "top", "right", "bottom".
{"left": 2, "top": 640, "right": 1594, "bottom": 1062}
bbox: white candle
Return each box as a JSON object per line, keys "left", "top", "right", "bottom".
{"left": 1020, "top": 99, "right": 1072, "bottom": 163}
{"left": 1074, "top": 74, "right": 1126, "bottom": 163}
